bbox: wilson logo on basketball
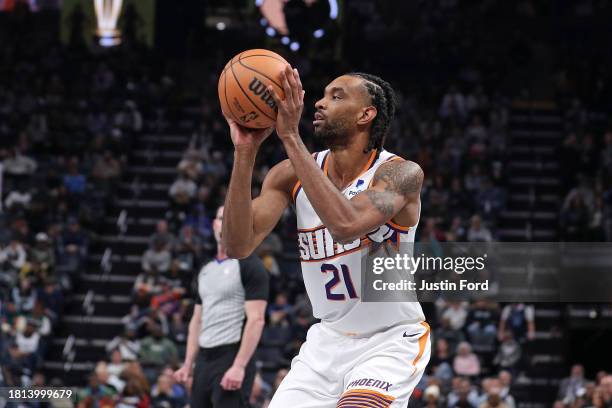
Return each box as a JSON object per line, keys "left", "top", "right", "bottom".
{"left": 248, "top": 77, "right": 277, "bottom": 110}
{"left": 240, "top": 111, "right": 259, "bottom": 123}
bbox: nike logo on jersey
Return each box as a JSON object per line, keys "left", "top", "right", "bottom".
{"left": 347, "top": 378, "right": 393, "bottom": 392}
{"left": 403, "top": 331, "right": 419, "bottom": 338}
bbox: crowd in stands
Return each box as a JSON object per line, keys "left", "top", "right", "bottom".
{"left": 2, "top": 1, "right": 612, "bottom": 408}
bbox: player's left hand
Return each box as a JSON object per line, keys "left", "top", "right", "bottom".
{"left": 220, "top": 365, "right": 245, "bottom": 391}
{"left": 268, "top": 64, "right": 305, "bottom": 141}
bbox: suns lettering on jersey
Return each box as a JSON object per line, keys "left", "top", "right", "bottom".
{"left": 297, "top": 223, "right": 410, "bottom": 262}
{"left": 298, "top": 226, "right": 364, "bottom": 262}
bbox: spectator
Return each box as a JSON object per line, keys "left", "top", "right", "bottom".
{"left": 268, "top": 292, "right": 292, "bottom": 327}
{"left": 149, "top": 220, "right": 176, "bottom": 251}
{"left": 38, "top": 278, "right": 64, "bottom": 324}
{"left": 447, "top": 377, "right": 479, "bottom": 408}
{"left": 558, "top": 364, "right": 587, "bottom": 402}
{"left": 467, "top": 215, "right": 493, "bottom": 242}
{"left": 91, "top": 149, "right": 121, "bottom": 186}
{"left": 493, "top": 331, "right": 521, "bottom": 372}
{"left": 422, "top": 384, "right": 444, "bottom": 408}
{"left": 466, "top": 299, "right": 498, "bottom": 353}
{"left": 11, "top": 279, "right": 37, "bottom": 313}
{"left": 453, "top": 342, "right": 481, "bottom": 378}
{"left": 169, "top": 173, "right": 197, "bottom": 206}
{"left": 107, "top": 349, "right": 127, "bottom": 386}
{"left": 139, "top": 323, "right": 179, "bottom": 383}
{"left": 60, "top": 218, "right": 89, "bottom": 271}
{"left": 479, "top": 384, "right": 509, "bottom": 408}
{"left": 76, "top": 373, "right": 117, "bottom": 408}
{"left": 173, "top": 225, "right": 202, "bottom": 273}
{"left": 11, "top": 320, "right": 42, "bottom": 379}
{"left": 151, "top": 373, "right": 186, "bottom": 408}
{"left": 27, "top": 232, "right": 55, "bottom": 282}
{"left": 62, "top": 157, "right": 87, "bottom": 196}
{"left": 441, "top": 301, "right": 468, "bottom": 331}
{"left": 106, "top": 325, "right": 141, "bottom": 361}
{"left": 142, "top": 237, "right": 172, "bottom": 275}
{"left": 498, "top": 303, "right": 535, "bottom": 343}
{"left": 1, "top": 237, "right": 27, "bottom": 280}
{"left": 435, "top": 317, "right": 465, "bottom": 353}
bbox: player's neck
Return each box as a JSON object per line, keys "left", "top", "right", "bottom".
{"left": 216, "top": 245, "right": 229, "bottom": 261}
{"left": 328, "top": 140, "right": 374, "bottom": 189}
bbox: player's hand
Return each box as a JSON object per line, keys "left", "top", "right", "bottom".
{"left": 173, "top": 363, "right": 192, "bottom": 384}
{"left": 224, "top": 114, "right": 274, "bottom": 149}
{"left": 269, "top": 64, "right": 304, "bottom": 141}
{"left": 220, "top": 364, "right": 245, "bottom": 391}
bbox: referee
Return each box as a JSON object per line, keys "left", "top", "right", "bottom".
{"left": 174, "top": 206, "right": 269, "bottom": 408}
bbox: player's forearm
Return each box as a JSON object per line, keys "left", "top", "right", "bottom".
{"left": 233, "top": 315, "right": 265, "bottom": 369}
{"left": 223, "top": 146, "right": 259, "bottom": 258}
{"left": 184, "top": 318, "right": 201, "bottom": 367}
{"left": 281, "top": 136, "right": 361, "bottom": 241}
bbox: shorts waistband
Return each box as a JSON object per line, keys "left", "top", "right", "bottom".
{"left": 321, "top": 319, "right": 426, "bottom": 339}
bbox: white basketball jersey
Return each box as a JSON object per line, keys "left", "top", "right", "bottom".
{"left": 292, "top": 149, "right": 425, "bottom": 336}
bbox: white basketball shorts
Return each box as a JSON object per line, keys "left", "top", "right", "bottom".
{"left": 268, "top": 320, "right": 431, "bottom": 408}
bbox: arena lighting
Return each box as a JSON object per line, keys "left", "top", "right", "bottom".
{"left": 94, "top": 0, "right": 123, "bottom": 47}
{"left": 290, "top": 41, "right": 300, "bottom": 51}
{"left": 216, "top": 22, "right": 227, "bottom": 31}
{"left": 266, "top": 27, "right": 276, "bottom": 37}
{"left": 256, "top": 0, "right": 337, "bottom": 50}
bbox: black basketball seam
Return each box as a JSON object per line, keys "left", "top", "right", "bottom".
{"left": 222, "top": 52, "right": 245, "bottom": 75}
{"left": 238, "top": 54, "right": 284, "bottom": 90}
{"left": 229, "top": 60, "right": 276, "bottom": 121}
{"left": 222, "top": 69, "right": 240, "bottom": 123}
{"left": 238, "top": 53, "right": 287, "bottom": 64}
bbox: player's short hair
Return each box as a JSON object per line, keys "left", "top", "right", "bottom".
{"left": 347, "top": 72, "right": 396, "bottom": 152}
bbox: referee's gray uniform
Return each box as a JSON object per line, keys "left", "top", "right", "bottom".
{"left": 192, "top": 254, "right": 269, "bottom": 408}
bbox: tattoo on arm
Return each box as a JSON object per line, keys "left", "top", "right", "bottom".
{"left": 363, "top": 190, "right": 395, "bottom": 217}
{"left": 372, "top": 161, "right": 424, "bottom": 195}
{"left": 361, "top": 161, "right": 424, "bottom": 217}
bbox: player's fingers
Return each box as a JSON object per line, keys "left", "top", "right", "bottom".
{"left": 268, "top": 85, "right": 283, "bottom": 110}
{"left": 286, "top": 67, "right": 300, "bottom": 105}
{"left": 280, "top": 66, "right": 294, "bottom": 104}
{"left": 293, "top": 68, "right": 303, "bottom": 104}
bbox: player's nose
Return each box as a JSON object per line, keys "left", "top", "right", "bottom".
{"left": 314, "top": 97, "right": 326, "bottom": 111}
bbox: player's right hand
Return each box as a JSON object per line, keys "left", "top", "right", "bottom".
{"left": 224, "top": 114, "right": 274, "bottom": 148}
{"left": 173, "top": 364, "right": 192, "bottom": 384}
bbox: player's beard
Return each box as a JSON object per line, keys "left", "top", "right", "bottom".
{"left": 314, "top": 116, "right": 352, "bottom": 150}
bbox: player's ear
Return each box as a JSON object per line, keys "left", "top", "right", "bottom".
{"left": 357, "top": 106, "right": 377, "bottom": 126}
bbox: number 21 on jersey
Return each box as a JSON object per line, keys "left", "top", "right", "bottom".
{"left": 321, "top": 263, "right": 358, "bottom": 301}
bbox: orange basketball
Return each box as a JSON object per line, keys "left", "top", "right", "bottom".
{"left": 218, "top": 49, "right": 288, "bottom": 129}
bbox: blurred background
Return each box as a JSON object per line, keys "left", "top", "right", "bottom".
{"left": 0, "top": 0, "right": 612, "bottom": 407}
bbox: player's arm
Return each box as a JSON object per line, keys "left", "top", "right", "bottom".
{"left": 174, "top": 304, "right": 201, "bottom": 383}
{"left": 283, "top": 145, "right": 421, "bottom": 242}
{"left": 222, "top": 119, "right": 295, "bottom": 259}
{"left": 268, "top": 66, "right": 423, "bottom": 243}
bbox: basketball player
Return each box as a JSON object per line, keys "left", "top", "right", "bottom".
{"left": 222, "top": 65, "right": 430, "bottom": 407}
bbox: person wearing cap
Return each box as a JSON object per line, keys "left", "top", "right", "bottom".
{"left": 28, "top": 232, "right": 55, "bottom": 281}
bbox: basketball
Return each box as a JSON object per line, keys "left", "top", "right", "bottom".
{"left": 218, "top": 49, "right": 288, "bottom": 129}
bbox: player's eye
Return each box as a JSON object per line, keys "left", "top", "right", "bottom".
{"left": 332, "top": 95, "right": 342, "bottom": 100}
